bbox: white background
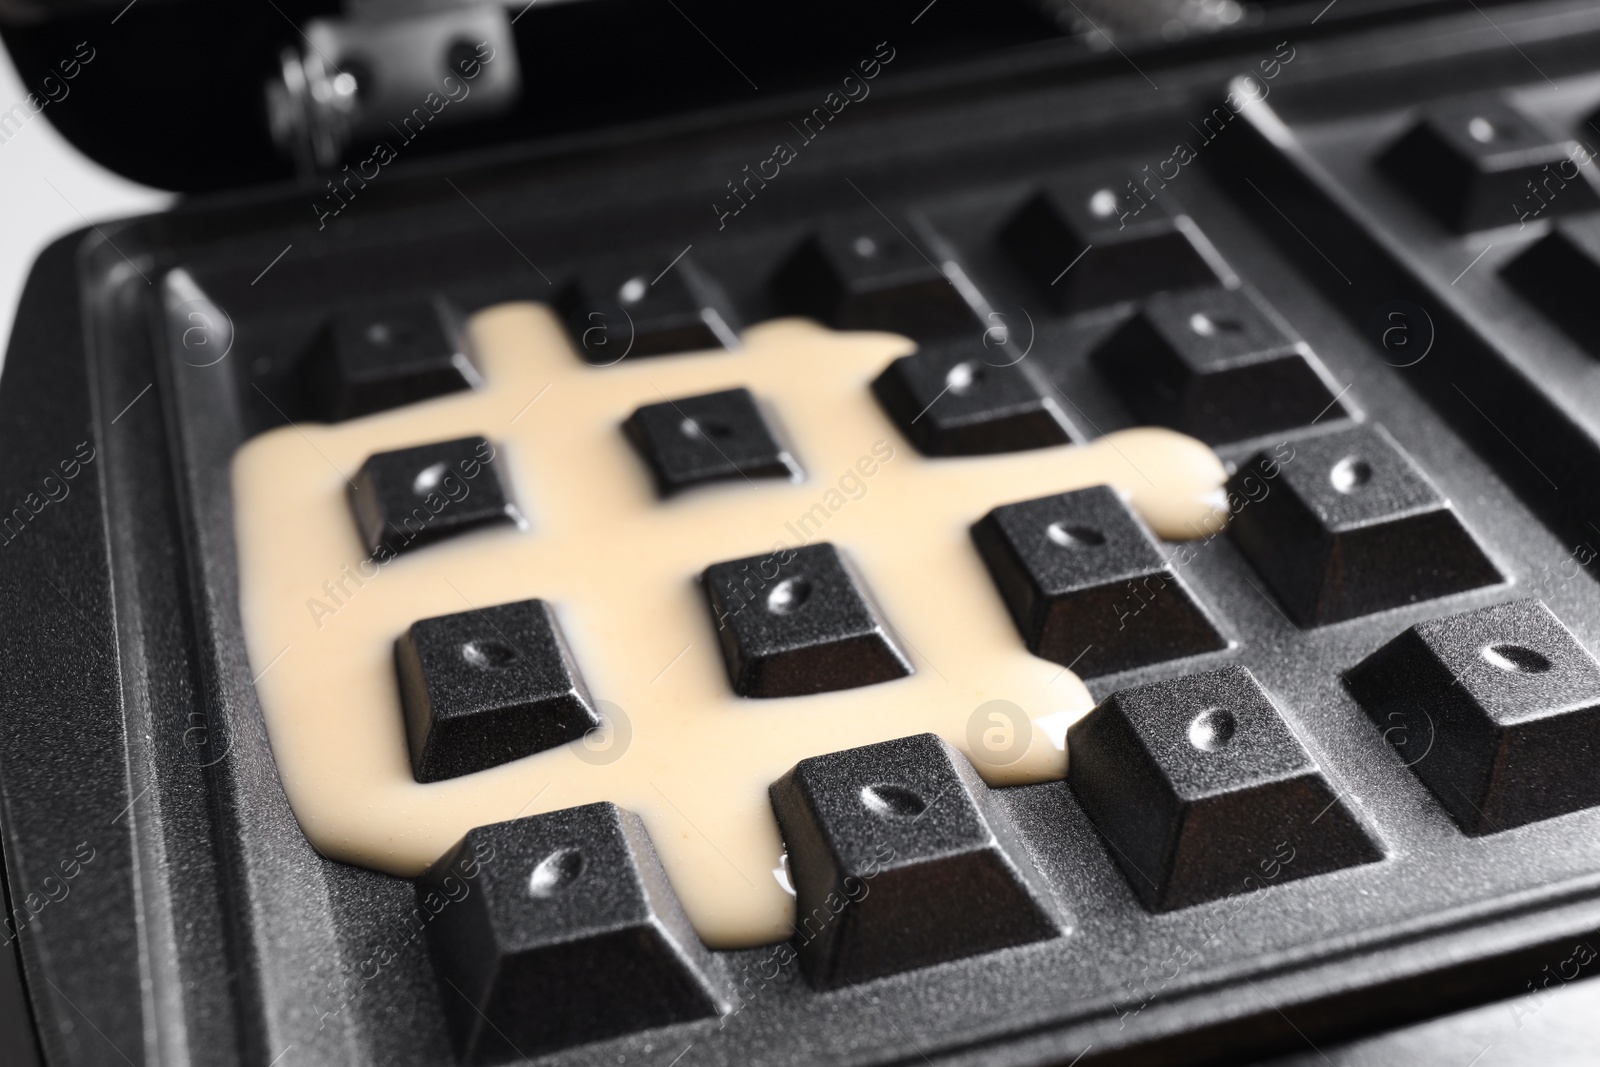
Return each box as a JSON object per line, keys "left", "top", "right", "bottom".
{"left": 0, "top": 43, "right": 170, "bottom": 358}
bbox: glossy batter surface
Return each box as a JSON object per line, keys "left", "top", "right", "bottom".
{"left": 234, "top": 303, "right": 1228, "bottom": 947}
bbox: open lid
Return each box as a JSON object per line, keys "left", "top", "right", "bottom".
{"left": 0, "top": 0, "right": 1490, "bottom": 194}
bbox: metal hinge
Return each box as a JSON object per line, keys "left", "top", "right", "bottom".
{"left": 266, "top": 0, "right": 522, "bottom": 177}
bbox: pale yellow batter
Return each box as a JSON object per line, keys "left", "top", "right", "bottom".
{"left": 233, "top": 303, "right": 1229, "bottom": 948}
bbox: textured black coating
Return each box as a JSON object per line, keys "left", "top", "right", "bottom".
{"left": 998, "top": 167, "right": 1220, "bottom": 312}
{"left": 1068, "top": 666, "right": 1382, "bottom": 912}
{"left": 395, "top": 599, "right": 601, "bottom": 782}
{"left": 417, "top": 803, "right": 731, "bottom": 1062}
{"left": 871, "top": 341, "right": 1080, "bottom": 455}
{"left": 0, "top": 233, "right": 152, "bottom": 1067}
{"left": 1347, "top": 598, "right": 1600, "bottom": 834}
{"left": 1092, "top": 285, "right": 1344, "bottom": 443}
{"left": 769, "top": 217, "right": 976, "bottom": 339}
{"left": 1502, "top": 215, "right": 1600, "bottom": 356}
{"left": 770, "top": 734, "right": 1060, "bottom": 987}
{"left": 1227, "top": 425, "right": 1502, "bottom": 626}
{"left": 555, "top": 253, "right": 740, "bottom": 361}
{"left": 1375, "top": 97, "right": 1599, "bottom": 234}
{"left": 972, "top": 485, "right": 1227, "bottom": 677}
{"left": 702, "top": 542, "right": 911, "bottom": 698}
{"left": 298, "top": 297, "right": 476, "bottom": 421}
{"left": 347, "top": 435, "right": 520, "bottom": 557}
{"left": 623, "top": 387, "right": 801, "bottom": 497}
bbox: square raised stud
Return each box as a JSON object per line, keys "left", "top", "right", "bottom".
{"left": 1346, "top": 598, "right": 1600, "bottom": 833}
{"left": 1502, "top": 215, "right": 1600, "bottom": 355}
{"left": 1377, "top": 98, "right": 1599, "bottom": 233}
{"left": 348, "top": 435, "right": 521, "bottom": 559}
{"left": 623, "top": 387, "right": 801, "bottom": 497}
{"left": 556, "top": 253, "right": 740, "bottom": 362}
{"left": 871, "top": 341, "right": 1080, "bottom": 455}
{"left": 419, "top": 803, "right": 732, "bottom": 1062}
{"left": 702, "top": 542, "right": 911, "bottom": 698}
{"left": 1227, "top": 426, "right": 1501, "bottom": 626}
{"left": 770, "top": 217, "right": 976, "bottom": 340}
{"left": 299, "top": 297, "right": 478, "bottom": 421}
{"left": 1091, "top": 286, "right": 1345, "bottom": 444}
{"left": 998, "top": 169, "right": 1219, "bottom": 312}
{"left": 972, "top": 485, "right": 1226, "bottom": 678}
{"left": 395, "top": 598, "right": 602, "bottom": 782}
{"left": 1067, "top": 665, "right": 1381, "bottom": 911}
{"left": 770, "top": 734, "right": 1060, "bottom": 988}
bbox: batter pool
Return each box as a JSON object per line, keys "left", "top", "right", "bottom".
{"left": 232, "top": 303, "right": 1230, "bottom": 948}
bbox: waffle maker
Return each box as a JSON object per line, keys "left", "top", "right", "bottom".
{"left": 6, "top": 1, "right": 1600, "bottom": 1064}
